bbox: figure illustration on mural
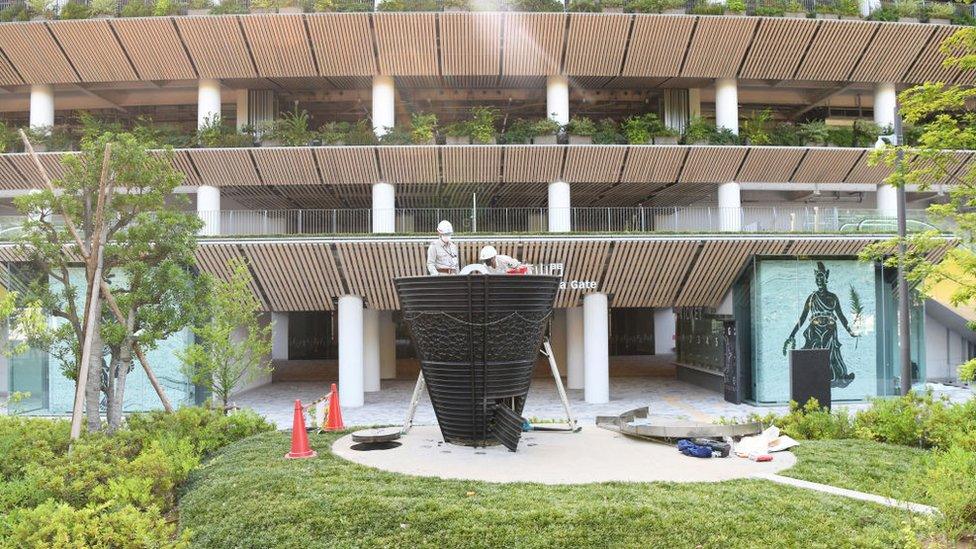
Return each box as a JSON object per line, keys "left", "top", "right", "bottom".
{"left": 782, "top": 261, "right": 859, "bottom": 388}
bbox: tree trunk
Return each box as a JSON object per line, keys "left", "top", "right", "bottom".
{"left": 84, "top": 300, "right": 104, "bottom": 432}
{"left": 107, "top": 341, "right": 132, "bottom": 432}
{"left": 104, "top": 351, "right": 118, "bottom": 431}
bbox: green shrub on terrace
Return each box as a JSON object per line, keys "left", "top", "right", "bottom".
{"left": 210, "top": 0, "right": 248, "bottom": 13}
{"left": 153, "top": 0, "right": 182, "bottom": 14}
{"left": 926, "top": 1, "right": 956, "bottom": 20}
{"left": 725, "top": 0, "right": 746, "bottom": 12}
{"left": 689, "top": 2, "right": 723, "bottom": 14}
{"left": 90, "top": 0, "right": 118, "bottom": 16}
{"left": 836, "top": 0, "right": 858, "bottom": 15}
{"left": 500, "top": 118, "right": 534, "bottom": 144}
{"left": 566, "top": 116, "right": 597, "bottom": 137}
{"left": 120, "top": 0, "right": 154, "bottom": 16}
{"left": 799, "top": 120, "right": 830, "bottom": 145}
{"left": 0, "top": 3, "right": 30, "bottom": 21}
{"left": 317, "top": 121, "right": 351, "bottom": 145}
{"left": 709, "top": 126, "right": 740, "bottom": 144}
{"left": 893, "top": 0, "right": 920, "bottom": 17}
{"left": 532, "top": 117, "right": 562, "bottom": 136}
{"left": 755, "top": 5, "right": 786, "bottom": 16}
{"left": 683, "top": 116, "right": 715, "bottom": 144}
{"left": 568, "top": 0, "right": 601, "bottom": 11}
{"left": 510, "top": 0, "right": 565, "bottom": 11}
{"left": 376, "top": 0, "right": 439, "bottom": 10}
{"left": 410, "top": 112, "right": 438, "bottom": 144}
{"left": 58, "top": 0, "right": 91, "bottom": 19}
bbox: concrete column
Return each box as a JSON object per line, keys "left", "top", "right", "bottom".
{"left": 583, "top": 293, "right": 609, "bottom": 404}
{"left": 338, "top": 295, "right": 365, "bottom": 407}
{"left": 379, "top": 311, "right": 397, "bottom": 380}
{"left": 235, "top": 89, "right": 249, "bottom": 132}
{"left": 714, "top": 78, "right": 739, "bottom": 135}
{"left": 271, "top": 312, "right": 288, "bottom": 361}
{"left": 197, "top": 185, "right": 221, "bottom": 236}
{"left": 363, "top": 308, "right": 380, "bottom": 393}
{"left": 653, "top": 308, "right": 675, "bottom": 355}
{"left": 877, "top": 185, "right": 898, "bottom": 218}
{"left": 546, "top": 75, "right": 569, "bottom": 126}
{"left": 547, "top": 180, "right": 571, "bottom": 233}
{"left": 717, "top": 181, "right": 741, "bottom": 232}
{"left": 29, "top": 84, "right": 54, "bottom": 130}
{"left": 873, "top": 83, "right": 897, "bottom": 131}
{"left": 372, "top": 75, "right": 395, "bottom": 137}
{"left": 550, "top": 309, "right": 567, "bottom": 376}
{"left": 198, "top": 79, "right": 222, "bottom": 129}
{"left": 372, "top": 181, "right": 395, "bottom": 234}
{"left": 566, "top": 307, "right": 584, "bottom": 390}
{"left": 874, "top": 83, "right": 898, "bottom": 217}
{"left": 859, "top": 0, "right": 880, "bottom": 16}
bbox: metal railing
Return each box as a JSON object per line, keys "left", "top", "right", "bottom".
{"left": 0, "top": 206, "right": 943, "bottom": 240}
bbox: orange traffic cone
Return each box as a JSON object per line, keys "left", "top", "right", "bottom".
{"left": 324, "top": 383, "right": 344, "bottom": 431}
{"left": 285, "top": 399, "right": 316, "bottom": 459}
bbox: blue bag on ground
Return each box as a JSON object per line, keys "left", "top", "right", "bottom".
{"left": 677, "top": 439, "right": 713, "bottom": 458}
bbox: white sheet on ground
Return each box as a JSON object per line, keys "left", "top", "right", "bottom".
{"left": 734, "top": 425, "right": 798, "bottom": 458}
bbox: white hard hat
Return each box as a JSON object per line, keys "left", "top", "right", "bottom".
{"left": 479, "top": 245, "right": 498, "bottom": 261}
{"left": 437, "top": 220, "right": 453, "bottom": 235}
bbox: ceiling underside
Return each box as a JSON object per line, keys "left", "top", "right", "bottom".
{"left": 0, "top": 14, "right": 968, "bottom": 87}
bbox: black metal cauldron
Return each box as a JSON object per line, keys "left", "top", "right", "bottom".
{"left": 395, "top": 274, "right": 560, "bottom": 450}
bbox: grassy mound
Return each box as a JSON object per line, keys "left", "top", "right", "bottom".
{"left": 179, "top": 431, "right": 919, "bottom": 547}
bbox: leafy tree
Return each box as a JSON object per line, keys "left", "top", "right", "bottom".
{"left": 180, "top": 259, "right": 272, "bottom": 413}
{"left": 8, "top": 128, "right": 205, "bottom": 431}
{"left": 861, "top": 27, "right": 976, "bottom": 382}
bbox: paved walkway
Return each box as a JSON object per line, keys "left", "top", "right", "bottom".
{"left": 332, "top": 425, "right": 796, "bottom": 484}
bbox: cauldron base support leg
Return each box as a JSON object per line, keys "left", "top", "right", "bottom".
{"left": 535, "top": 339, "right": 582, "bottom": 433}
{"left": 400, "top": 372, "right": 426, "bottom": 435}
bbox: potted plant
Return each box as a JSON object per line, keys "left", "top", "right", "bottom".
{"left": 250, "top": 0, "right": 277, "bottom": 13}
{"left": 926, "top": 1, "right": 955, "bottom": 24}
{"left": 769, "top": 122, "right": 800, "bottom": 146}
{"left": 566, "top": 116, "right": 597, "bottom": 144}
{"left": 313, "top": 0, "right": 336, "bottom": 10}
{"left": 593, "top": 118, "right": 624, "bottom": 144}
{"left": 120, "top": 0, "right": 153, "bottom": 15}
{"left": 783, "top": 0, "right": 806, "bottom": 17}
{"left": 568, "top": 0, "right": 601, "bottom": 10}
{"left": 653, "top": 126, "right": 680, "bottom": 145}
{"left": 799, "top": 120, "right": 830, "bottom": 146}
{"left": 58, "top": 1, "right": 91, "bottom": 19}
{"left": 893, "top": 0, "right": 920, "bottom": 22}
{"left": 660, "top": 0, "right": 686, "bottom": 14}
{"left": 755, "top": 4, "right": 785, "bottom": 16}
{"left": 444, "top": 121, "right": 472, "bottom": 145}
{"left": 444, "top": 0, "right": 470, "bottom": 10}
{"left": 318, "top": 121, "right": 349, "bottom": 145}
{"left": 511, "top": 0, "right": 565, "bottom": 11}
{"left": 532, "top": 117, "right": 562, "bottom": 145}
{"left": 153, "top": 0, "right": 182, "bottom": 15}
{"left": 813, "top": 0, "right": 838, "bottom": 18}
{"left": 601, "top": 0, "right": 625, "bottom": 12}
{"left": 344, "top": 120, "right": 377, "bottom": 145}
{"left": 709, "top": 127, "right": 740, "bottom": 145}
{"left": 689, "top": 2, "right": 723, "bottom": 14}
{"left": 380, "top": 128, "right": 413, "bottom": 145}
{"left": 683, "top": 116, "right": 714, "bottom": 145}
{"left": 500, "top": 119, "right": 534, "bottom": 144}
{"left": 187, "top": 0, "right": 213, "bottom": 14}
{"left": 28, "top": 0, "right": 53, "bottom": 20}
{"left": 725, "top": 0, "right": 746, "bottom": 14}
{"left": 267, "top": 109, "right": 315, "bottom": 147}
{"left": 627, "top": 0, "right": 658, "bottom": 12}
{"left": 409, "top": 113, "right": 437, "bottom": 145}
{"left": 622, "top": 113, "right": 663, "bottom": 145}
{"left": 467, "top": 106, "right": 499, "bottom": 144}
{"left": 741, "top": 109, "right": 772, "bottom": 146}
{"left": 851, "top": 119, "right": 881, "bottom": 147}
{"left": 90, "top": 0, "right": 116, "bottom": 19}
{"left": 837, "top": 0, "right": 859, "bottom": 19}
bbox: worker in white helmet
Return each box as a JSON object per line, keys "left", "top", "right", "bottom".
{"left": 479, "top": 245, "right": 521, "bottom": 274}
{"left": 427, "top": 220, "right": 459, "bottom": 275}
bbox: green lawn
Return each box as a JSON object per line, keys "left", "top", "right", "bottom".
{"left": 178, "top": 431, "right": 923, "bottom": 548}
{"left": 781, "top": 439, "right": 931, "bottom": 506}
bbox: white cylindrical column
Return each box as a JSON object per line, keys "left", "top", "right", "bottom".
{"left": 197, "top": 79, "right": 222, "bottom": 129}
{"left": 583, "top": 294, "right": 609, "bottom": 404}
{"left": 717, "top": 181, "right": 741, "bottom": 232}
{"left": 877, "top": 184, "right": 898, "bottom": 218}
{"left": 566, "top": 307, "right": 584, "bottom": 390}
{"left": 873, "top": 83, "right": 897, "bottom": 131}
{"left": 379, "top": 311, "right": 397, "bottom": 380}
{"left": 338, "top": 295, "right": 365, "bottom": 407}
{"left": 235, "top": 88, "right": 249, "bottom": 131}
{"left": 372, "top": 75, "right": 395, "bottom": 137}
{"left": 714, "top": 78, "right": 739, "bottom": 135}
{"left": 197, "top": 185, "right": 221, "bottom": 236}
{"left": 547, "top": 180, "right": 571, "bottom": 232}
{"left": 363, "top": 308, "right": 380, "bottom": 393}
{"left": 546, "top": 75, "right": 569, "bottom": 126}
{"left": 653, "top": 308, "right": 675, "bottom": 355}
{"left": 29, "top": 84, "right": 54, "bottom": 130}
{"left": 550, "top": 309, "right": 567, "bottom": 376}
{"left": 372, "top": 181, "right": 395, "bottom": 234}
{"left": 271, "top": 312, "right": 288, "bottom": 361}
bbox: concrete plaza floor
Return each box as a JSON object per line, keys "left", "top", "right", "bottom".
{"left": 332, "top": 424, "right": 796, "bottom": 484}
{"left": 236, "top": 376, "right": 792, "bottom": 429}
